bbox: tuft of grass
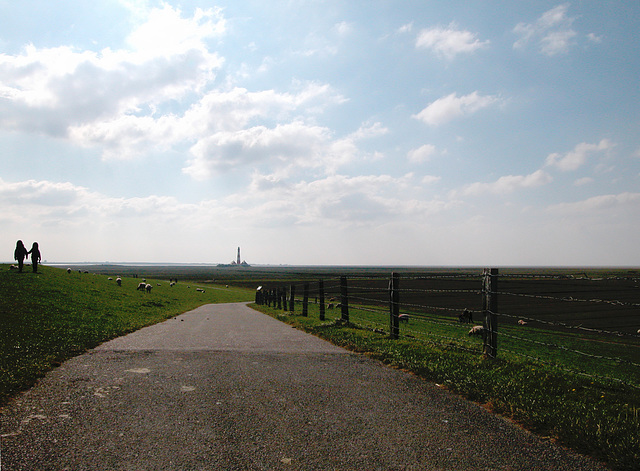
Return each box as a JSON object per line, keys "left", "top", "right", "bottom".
{"left": 0, "top": 265, "right": 254, "bottom": 406}
{"left": 252, "top": 302, "right": 640, "bottom": 471}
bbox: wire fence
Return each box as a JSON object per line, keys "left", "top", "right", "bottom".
{"left": 255, "top": 269, "right": 640, "bottom": 389}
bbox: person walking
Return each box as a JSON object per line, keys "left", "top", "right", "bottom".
{"left": 14, "top": 240, "right": 29, "bottom": 272}
{"left": 28, "top": 242, "right": 41, "bottom": 273}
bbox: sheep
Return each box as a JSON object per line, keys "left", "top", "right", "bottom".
{"left": 327, "top": 303, "right": 335, "bottom": 310}
{"left": 67, "top": 268, "right": 71, "bottom": 274}
{"left": 458, "top": 308, "right": 473, "bottom": 323}
{"left": 108, "top": 277, "right": 113, "bottom": 281}
{"left": 116, "top": 277, "right": 122, "bottom": 287}
{"left": 517, "top": 319, "right": 527, "bottom": 326}
{"left": 398, "top": 314, "right": 410, "bottom": 323}
{"left": 145, "top": 283, "right": 152, "bottom": 293}
{"left": 137, "top": 282, "right": 147, "bottom": 291}
{"left": 196, "top": 288, "right": 205, "bottom": 293}
{"left": 9, "top": 265, "right": 18, "bottom": 271}
{"left": 468, "top": 325, "right": 485, "bottom": 336}
{"left": 637, "top": 328, "right": 640, "bottom": 335}
{"left": 170, "top": 282, "right": 175, "bottom": 287}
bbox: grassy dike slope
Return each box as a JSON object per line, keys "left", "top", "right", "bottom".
{"left": 0, "top": 264, "right": 254, "bottom": 406}
{"left": 251, "top": 303, "right": 639, "bottom": 471}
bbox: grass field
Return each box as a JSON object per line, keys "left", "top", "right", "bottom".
{"left": 0, "top": 264, "right": 254, "bottom": 406}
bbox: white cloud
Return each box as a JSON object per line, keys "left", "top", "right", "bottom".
{"left": 513, "top": 3, "right": 578, "bottom": 56}
{"left": 416, "top": 23, "right": 489, "bottom": 59}
{"left": 547, "top": 192, "right": 640, "bottom": 214}
{"left": 239, "top": 173, "right": 454, "bottom": 226}
{"left": 126, "top": 5, "right": 226, "bottom": 57}
{"left": 460, "top": 170, "right": 552, "bottom": 196}
{"left": 333, "top": 21, "right": 353, "bottom": 36}
{"left": 413, "top": 92, "right": 499, "bottom": 126}
{"left": 408, "top": 144, "right": 436, "bottom": 163}
{"left": 184, "top": 121, "right": 333, "bottom": 179}
{"left": 0, "top": 5, "right": 224, "bottom": 141}
{"left": 574, "top": 177, "right": 594, "bottom": 186}
{"left": 545, "top": 139, "right": 613, "bottom": 171}
{"left": 421, "top": 175, "right": 441, "bottom": 184}
{"left": 397, "top": 23, "right": 413, "bottom": 34}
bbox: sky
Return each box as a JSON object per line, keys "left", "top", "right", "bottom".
{"left": 1, "top": 1, "right": 639, "bottom": 266}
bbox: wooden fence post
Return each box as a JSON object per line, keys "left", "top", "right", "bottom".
{"left": 289, "top": 284, "right": 296, "bottom": 313}
{"left": 302, "top": 282, "right": 309, "bottom": 317}
{"left": 318, "top": 279, "right": 325, "bottom": 321}
{"left": 340, "top": 276, "right": 349, "bottom": 322}
{"left": 389, "top": 272, "right": 400, "bottom": 339}
{"left": 482, "top": 268, "right": 499, "bottom": 358}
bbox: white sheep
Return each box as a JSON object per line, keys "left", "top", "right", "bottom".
{"left": 137, "top": 282, "right": 146, "bottom": 291}
{"left": 196, "top": 288, "right": 205, "bottom": 293}
{"left": 398, "top": 314, "right": 410, "bottom": 323}
{"left": 170, "top": 282, "right": 175, "bottom": 287}
{"left": 67, "top": 268, "right": 71, "bottom": 274}
{"left": 108, "top": 277, "right": 113, "bottom": 281}
{"left": 145, "top": 283, "right": 152, "bottom": 293}
{"left": 468, "top": 325, "right": 485, "bottom": 336}
{"left": 637, "top": 328, "right": 640, "bottom": 335}
{"left": 116, "top": 277, "right": 122, "bottom": 287}
{"left": 517, "top": 320, "right": 527, "bottom": 326}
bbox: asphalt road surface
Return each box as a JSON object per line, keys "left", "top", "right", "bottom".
{"left": 1, "top": 303, "right": 608, "bottom": 470}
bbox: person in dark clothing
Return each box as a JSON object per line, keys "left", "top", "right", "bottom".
{"left": 14, "top": 240, "right": 29, "bottom": 272}
{"left": 28, "top": 242, "right": 41, "bottom": 273}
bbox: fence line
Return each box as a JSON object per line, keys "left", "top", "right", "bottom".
{"left": 254, "top": 269, "right": 640, "bottom": 388}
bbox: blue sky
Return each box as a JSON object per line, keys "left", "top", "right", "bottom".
{"left": 1, "top": 1, "right": 639, "bottom": 265}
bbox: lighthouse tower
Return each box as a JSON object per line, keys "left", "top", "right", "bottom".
{"left": 237, "top": 247, "right": 241, "bottom": 265}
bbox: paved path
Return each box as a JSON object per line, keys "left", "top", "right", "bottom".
{"left": 1, "top": 303, "right": 608, "bottom": 470}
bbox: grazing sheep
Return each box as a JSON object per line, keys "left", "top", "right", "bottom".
{"left": 108, "top": 277, "right": 113, "bottom": 281}
{"left": 327, "top": 303, "right": 334, "bottom": 310}
{"left": 9, "top": 265, "right": 18, "bottom": 271}
{"left": 468, "top": 325, "right": 485, "bottom": 336}
{"left": 137, "top": 282, "right": 147, "bottom": 291}
{"left": 67, "top": 268, "right": 71, "bottom": 274}
{"left": 458, "top": 308, "right": 473, "bottom": 323}
{"left": 145, "top": 283, "right": 152, "bottom": 293}
{"left": 196, "top": 288, "right": 205, "bottom": 293}
{"left": 116, "top": 277, "right": 122, "bottom": 286}
{"left": 518, "top": 319, "right": 527, "bottom": 326}
{"left": 637, "top": 328, "right": 640, "bottom": 335}
{"left": 398, "top": 314, "right": 409, "bottom": 323}
{"left": 170, "top": 282, "right": 175, "bottom": 287}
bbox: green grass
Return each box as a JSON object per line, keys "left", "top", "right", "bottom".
{"left": 251, "top": 301, "right": 640, "bottom": 471}
{"left": 0, "top": 264, "right": 254, "bottom": 406}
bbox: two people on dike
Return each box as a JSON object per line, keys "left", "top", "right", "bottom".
{"left": 14, "top": 240, "right": 41, "bottom": 273}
